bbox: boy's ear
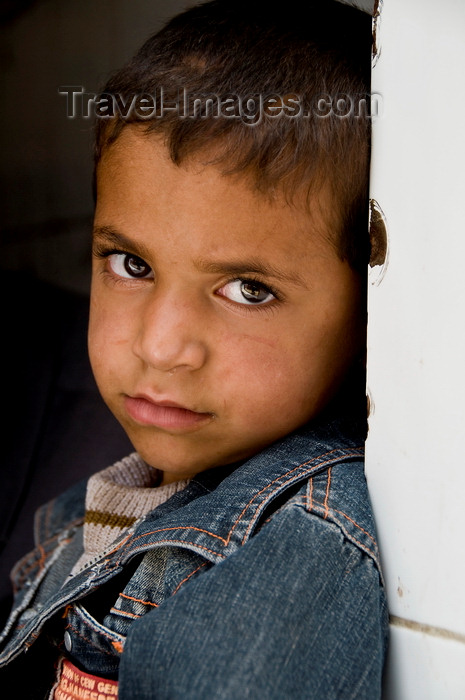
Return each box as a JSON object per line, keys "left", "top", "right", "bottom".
{"left": 368, "top": 198, "right": 388, "bottom": 268}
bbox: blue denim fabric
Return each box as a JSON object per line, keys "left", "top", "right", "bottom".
{"left": 0, "top": 413, "right": 388, "bottom": 698}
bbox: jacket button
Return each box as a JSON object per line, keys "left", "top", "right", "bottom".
{"left": 64, "top": 631, "right": 72, "bottom": 652}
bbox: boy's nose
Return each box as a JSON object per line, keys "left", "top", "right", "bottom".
{"left": 132, "top": 291, "right": 208, "bottom": 373}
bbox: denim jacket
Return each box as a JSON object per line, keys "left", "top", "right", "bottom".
{"left": 0, "top": 412, "right": 388, "bottom": 699}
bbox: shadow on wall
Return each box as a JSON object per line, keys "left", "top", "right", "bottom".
{"left": 0, "top": 0, "right": 187, "bottom": 295}
{"left": 0, "top": 273, "right": 134, "bottom": 628}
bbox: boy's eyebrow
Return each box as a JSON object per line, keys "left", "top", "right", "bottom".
{"left": 193, "top": 258, "right": 307, "bottom": 288}
{"left": 92, "top": 226, "right": 153, "bottom": 261}
{"left": 93, "top": 225, "right": 307, "bottom": 288}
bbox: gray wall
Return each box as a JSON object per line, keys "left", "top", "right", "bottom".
{"left": 0, "top": 0, "right": 186, "bottom": 295}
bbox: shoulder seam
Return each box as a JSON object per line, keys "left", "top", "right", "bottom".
{"left": 303, "top": 468, "right": 381, "bottom": 569}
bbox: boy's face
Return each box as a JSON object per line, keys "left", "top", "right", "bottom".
{"left": 89, "top": 128, "right": 364, "bottom": 483}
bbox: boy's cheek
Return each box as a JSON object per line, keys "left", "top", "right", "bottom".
{"left": 230, "top": 328, "right": 281, "bottom": 352}
{"left": 89, "top": 285, "right": 134, "bottom": 346}
{"left": 88, "top": 311, "right": 128, "bottom": 387}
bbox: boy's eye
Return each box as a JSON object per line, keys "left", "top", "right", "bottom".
{"left": 217, "top": 279, "right": 276, "bottom": 305}
{"left": 108, "top": 253, "right": 154, "bottom": 279}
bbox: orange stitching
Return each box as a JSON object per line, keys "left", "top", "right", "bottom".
{"left": 119, "top": 592, "right": 158, "bottom": 607}
{"left": 240, "top": 451, "right": 362, "bottom": 544}
{"left": 37, "top": 515, "right": 83, "bottom": 549}
{"left": 172, "top": 563, "right": 208, "bottom": 595}
{"left": 233, "top": 447, "right": 362, "bottom": 536}
{"left": 25, "top": 631, "right": 39, "bottom": 648}
{"left": 326, "top": 506, "right": 377, "bottom": 546}
{"left": 115, "top": 447, "right": 363, "bottom": 560}
{"left": 342, "top": 534, "right": 376, "bottom": 562}
{"left": 17, "top": 521, "right": 80, "bottom": 581}
{"left": 308, "top": 478, "right": 314, "bottom": 511}
{"left": 306, "top": 499, "right": 377, "bottom": 558}
{"left": 129, "top": 526, "right": 228, "bottom": 547}
{"left": 14, "top": 558, "right": 37, "bottom": 584}
{"left": 323, "top": 468, "right": 332, "bottom": 519}
{"left": 20, "top": 557, "right": 44, "bottom": 579}
{"left": 61, "top": 604, "right": 73, "bottom": 619}
{"left": 19, "top": 536, "right": 73, "bottom": 579}
{"left": 100, "top": 530, "right": 140, "bottom": 558}
{"left": 64, "top": 621, "right": 116, "bottom": 657}
{"left": 307, "top": 496, "right": 376, "bottom": 547}
{"left": 37, "top": 543, "right": 47, "bottom": 572}
{"left": 66, "top": 615, "right": 124, "bottom": 654}
{"left": 110, "top": 607, "right": 140, "bottom": 619}
{"left": 116, "top": 539, "right": 226, "bottom": 565}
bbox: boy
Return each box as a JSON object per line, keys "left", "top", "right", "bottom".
{"left": 0, "top": 0, "right": 388, "bottom": 697}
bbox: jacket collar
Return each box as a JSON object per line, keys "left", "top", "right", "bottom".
{"left": 111, "top": 413, "right": 365, "bottom": 565}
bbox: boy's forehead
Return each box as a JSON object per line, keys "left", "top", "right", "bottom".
{"left": 95, "top": 128, "right": 340, "bottom": 264}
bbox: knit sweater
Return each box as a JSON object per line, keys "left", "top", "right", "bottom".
{"left": 70, "top": 453, "right": 189, "bottom": 576}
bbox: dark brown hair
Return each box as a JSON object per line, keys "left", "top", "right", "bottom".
{"left": 94, "top": 0, "right": 372, "bottom": 270}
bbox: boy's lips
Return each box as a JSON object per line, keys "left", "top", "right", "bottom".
{"left": 124, "top": 394, "right": 214, "bottom": 431}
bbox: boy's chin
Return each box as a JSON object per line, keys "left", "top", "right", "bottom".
{"left": 134, "top": 441, "right": 226, "bottom": 484}
{"left": 132, "top": 432, "right": 265, "bottom": 484}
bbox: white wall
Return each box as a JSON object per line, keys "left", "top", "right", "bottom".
{"left": 366, "top": 1, "right": 465, "bottom": 697}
